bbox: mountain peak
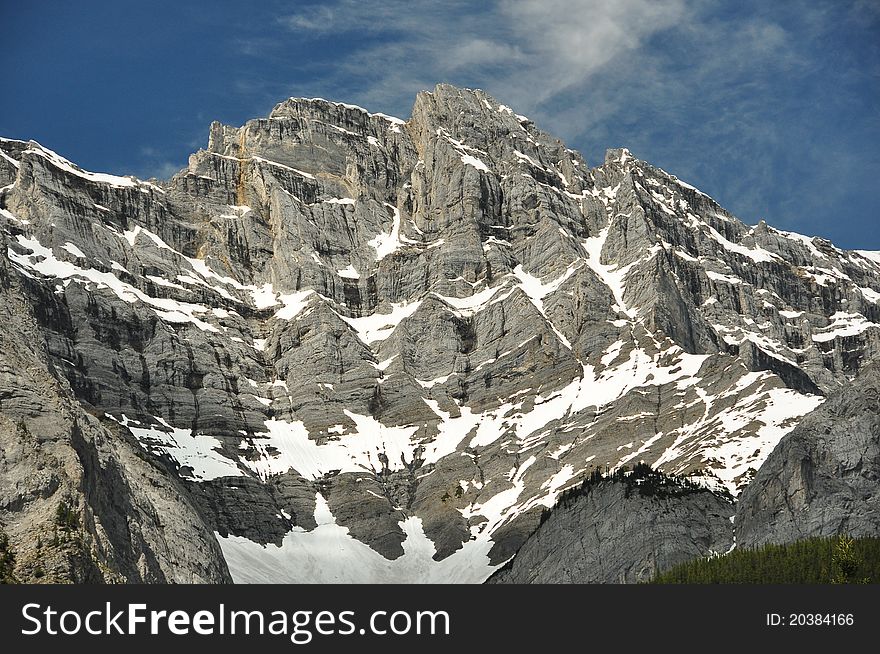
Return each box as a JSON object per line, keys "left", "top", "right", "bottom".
{"left": 604, "top": 147, "right": 635, "bottom": 167}
{"left": 2, "top": 85, "right": 879, "bottom": 584}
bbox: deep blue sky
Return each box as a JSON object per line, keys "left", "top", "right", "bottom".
{"left": 2, "top": 0, "right": 878, "bottom": 248}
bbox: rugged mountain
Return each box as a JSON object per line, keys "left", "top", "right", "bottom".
{"left": 736, "top": 364, "right": 880, "bottom": 547}
{"left": 1, "top": 83, "right": 879, "bottom": 582}
{"left": 0, "top": 234, "right": 230, "bottom": 583}
{"left": 490, "top": 367, "right": 880, "bottom": 584}
{"left": 488, "top": 467, "right": 734, "bottom": 584}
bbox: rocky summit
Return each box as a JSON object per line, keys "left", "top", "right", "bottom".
{"left": 1, "top": 84, "right": 879, "bottom": 583}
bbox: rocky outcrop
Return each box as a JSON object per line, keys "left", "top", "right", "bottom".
{"left": 0, "top": 234, "right": 231, "bottom": 583}
{"left": 488, "top": 470, "right": 734, "bottom": 584}
{"left": 736, "top": 365, "right": 880, "bottom": 547}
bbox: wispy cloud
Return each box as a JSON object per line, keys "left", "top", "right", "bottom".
{"left": 136, "top": 146, "right": 185, "bottom": 181}
{"left": 268, "top": 1, "right": 810, "bottom": 154}
{"left": 246, "top": 0, "right": 878, "bottom": 245}
{"left": 277, "top": 5, "right": 339, "bottom": 33}
{"left": 273, "top": 0, "right": 688, "bottom": 120}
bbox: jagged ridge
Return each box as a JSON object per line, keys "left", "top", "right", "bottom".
{"left": 1, "top": 84, "right": 879, "bottom": 583}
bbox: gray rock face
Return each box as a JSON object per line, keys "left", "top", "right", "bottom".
{"left": 0, "top": 243, "right": 230, "bottom": 582}
{"left": 488, "top": 474, "right": 734, "bottom": 584}
{"left": 736, "top": 365, "right": 880, "bottom": 547}
{"left": 1, "top": 83, "right": 879, "bottom": 583}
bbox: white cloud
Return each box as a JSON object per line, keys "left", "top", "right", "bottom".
{"left": 263, "top": 1, "right": 873, "bottom": 245}
{"left": 495, "top": 0, "right": 686, "bottom": 97}
{"left": 268, "top": 1, "right": 801, "bottom": 171}
{"left": 136, "top": 145, "right": 185, "bottom": 180}
{"left": 278, "top": 5, "right": 338, "bottom": 32}
{"left": 277, "top": 0, "right": 688, "bottom": 116}
{"left": 135, "top": 160, "right": 181, "bottom": 181}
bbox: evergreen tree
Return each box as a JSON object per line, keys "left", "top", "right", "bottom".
{"left": 0, "top": 531, "right": 16, "bottom": 584}
{"left": 651, "top": 535, "right": 879, "bottom": 584}
{"left": 832, "top": 534, "right": 869, "bottom": 584}
{"left": 55, "top": 499, "right": 79, "bottom": 531}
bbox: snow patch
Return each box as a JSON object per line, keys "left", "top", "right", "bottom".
{"left": 114, "top": 415, "right": 241, "bottom": 481}
{"left": 337, "top": 264, "right": 360, "bottom": 279}
{"left": 218, "top": 494, "right": 499, "bottom": 583}
{"left": 460, "top": 153, "right": 490, "bottom": 172}
{"left": 339, "top": 301, "right": 422, "bottom": 344}
{"left": 274, "top": 289, "right": 314, "bottom": 320}
{"left": 369, "top": 204, "right": 405, "bottom": 261}
{"left": 245, "top": 414, "right": 418, "bottom": 480}
{"left": 9, "top": 234, "right": 219, "bottom": 332}
{"left": 811, "top": 312, "right": 876, "bottom": 342}
{"left": 61, "top": 242, "right": 85, "bottom": 258}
